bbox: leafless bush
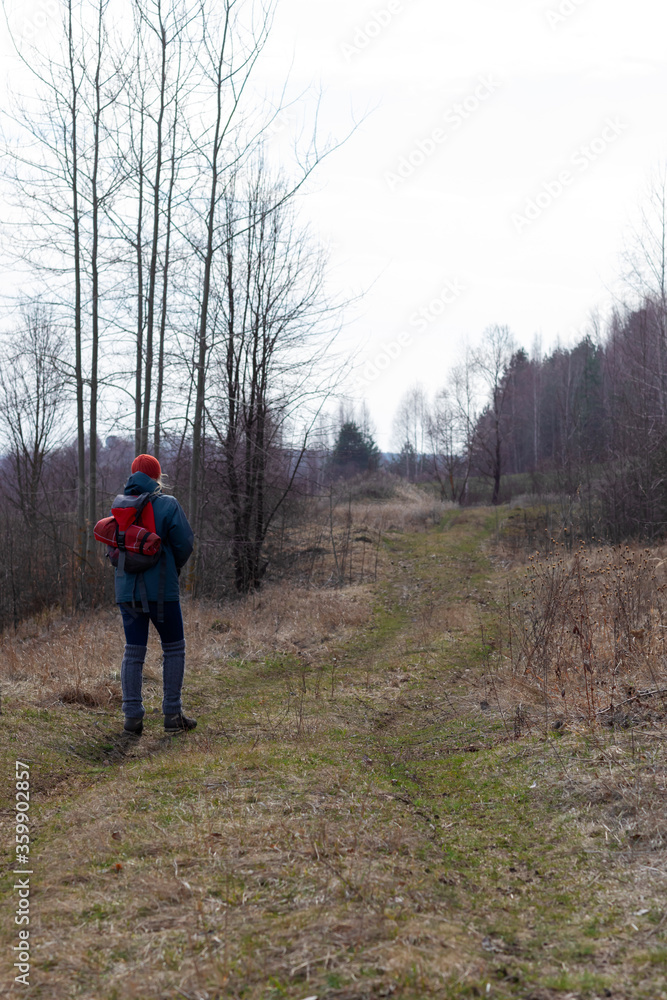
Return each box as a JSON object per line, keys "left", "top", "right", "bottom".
{"left": 508, "top": 540, "right": 667, "bottom": 721}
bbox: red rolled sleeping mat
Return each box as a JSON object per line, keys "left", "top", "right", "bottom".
{"left": 93, "top": 517, "right": 161, "bottom": 556}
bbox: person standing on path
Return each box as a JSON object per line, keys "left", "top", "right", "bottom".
{"left": 115, "top": 454, "right": 197, "bottom": 735}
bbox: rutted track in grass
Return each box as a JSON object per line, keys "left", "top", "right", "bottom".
{"left": 2, "top": 506, "right": 667, "bottom": 999}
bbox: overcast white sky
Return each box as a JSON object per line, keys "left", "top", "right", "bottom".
{"left": 256, "top": 0, "right": 667, "bottom": 447}
{"left": 3, "top": 0, "right": 667, "bottom": 449}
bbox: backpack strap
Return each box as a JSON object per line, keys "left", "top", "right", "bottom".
{"left": 136, "top": 572, "right": 150, "bottom": 614}
{"left": 132, "top": 491, "right": 155, "bottom": 520}
{"left": 157, "top": 552, "right": 166, "bottom": 623}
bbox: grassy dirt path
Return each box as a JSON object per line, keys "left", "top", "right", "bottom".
{"left": 1, "top": 507, "right": 667, "bottom": 999}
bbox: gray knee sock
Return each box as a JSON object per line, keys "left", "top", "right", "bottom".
{"left": 161, "top": 639, "right": 186, "bottom": 715}
{"left": 121, "top": 643, "right": 148, "bottom": 718}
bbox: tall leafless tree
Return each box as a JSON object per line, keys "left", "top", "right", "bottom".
{"left": 0, "top": 307, "right": 68, "bottom": 528}
{"left": 393, "top": 384, "right": 428, "bottom": 481}
{"left": 202, "top": 167, "right": 343, "bottom": 592}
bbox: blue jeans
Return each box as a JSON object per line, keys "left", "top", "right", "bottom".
{"left": 119, "top": 602, "right": 186, "bottom": 717}
{"left": 119, "top": 601, "right": 184, "bottom": 644}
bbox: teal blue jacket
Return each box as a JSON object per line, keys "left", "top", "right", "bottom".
{"left": 113, "top": 472, "right": 194, "bottom": 605}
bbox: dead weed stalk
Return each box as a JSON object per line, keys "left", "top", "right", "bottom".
{"left": 509, "top": 539, "right": 667, "bottom": 722}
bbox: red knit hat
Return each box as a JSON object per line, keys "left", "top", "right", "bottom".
{"left": 131, "top": 454, "right": 161, "bottom": 480}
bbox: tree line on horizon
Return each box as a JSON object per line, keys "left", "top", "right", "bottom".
{"left": 385, "top": 295, "right": 667, "bottom": 541}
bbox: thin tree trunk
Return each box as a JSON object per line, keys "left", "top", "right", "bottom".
{"left": 88, "top": 0, "right": 104, "bottom": 552}
{"left": 134, "top": 83, "right": 145, "bottom": 455}
{"left": 153, "top": 97, "right": 178, "bottom": 458}
{"left": 187, "top": 17, "right": 231, "bottom": 592}
{"left": 492, "top": 386, "right": 502, "bottom": 505}
{"left": 67, "top": 0, "right": 87, "bottom": 581}
{"left": 141, "top": 12, "right": 167, "bottom": 452}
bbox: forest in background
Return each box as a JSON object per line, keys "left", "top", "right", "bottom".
{"left": 389, "top": 293, "right": 667, "bottom": 536}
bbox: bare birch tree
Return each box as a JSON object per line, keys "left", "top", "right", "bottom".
{"left": 0, "top": 307, "right": 68, "bottom": 528}
{"left": 392, "top": 384, "right": 428, "bottom": 481}
{"left": 202, "top": 167, "right": 343, "bottom": 592}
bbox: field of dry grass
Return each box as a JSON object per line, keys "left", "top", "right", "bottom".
{"left": 1, "top": 495, "right": 667, "bottom": 999}
{"left": 496, "top": 514, "right": 667, "bottom": 726}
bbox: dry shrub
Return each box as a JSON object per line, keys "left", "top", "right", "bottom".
{"left": 269, "top": 485, "right": 449, "bottom": 588}
{"left": 0, "top": 584, "right": 373, "bottom": 711}
{"left": 58, "top": 681, "right": 122, "bottom": 707}
{"left": 186, "top": 582, "right": 371, "bottom": 670}
{"left": 0, "top": 610, "right": 126, "bottom": 707}
{"left": 509, "top": 539, "right": 667, "bottom": 720}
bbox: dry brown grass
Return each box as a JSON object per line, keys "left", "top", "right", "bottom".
{"left": 505, "top": 539, "right": 667, "bottom": 723}
{"left": 0, "top": 583, "right": 373, "bottom": 714}
{"left": 0, "top": 609, "right": 126, "bottom": 709}
{"left": 326, "top": 482, "right": 449, "bottom": 534}
{"left": 29, "top": 751, "right": 468, "bottom": 1000}
{"left": 199, "top": 584, "right": 371, "bottom": 663}
{"left": 566, "top": 729, "right": 667, "bottom": 853}
{"left": 268, "top": 484, "right": 449, "bottom": 588}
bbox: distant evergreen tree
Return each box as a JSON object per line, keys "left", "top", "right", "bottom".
{"left": 331, "top": 421, "right": 380, "bottom": 477}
